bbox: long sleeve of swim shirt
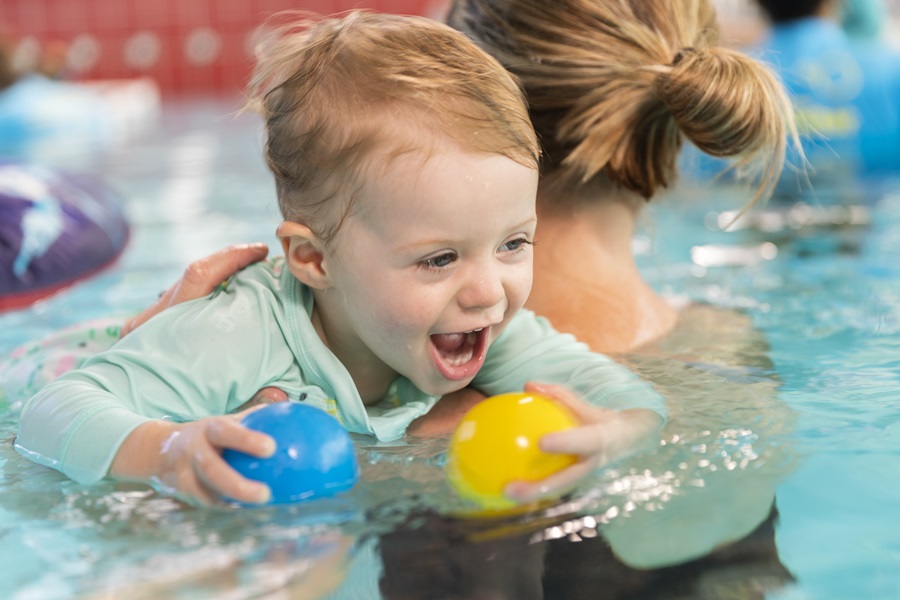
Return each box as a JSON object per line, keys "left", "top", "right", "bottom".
{"left": 474, "top": 309, "right": 667, "bottom": 420}
{"left": 14, "top": 262, "right": 312, "bottom": 484}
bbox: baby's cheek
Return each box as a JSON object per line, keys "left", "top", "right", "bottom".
{"left": 385, "top": 304, "right": 430, "bottom": 333}
{"left": 363, "top": 298, "right": 423, "bottom": 338}
{"left": 379, "top": 291, "right": 432, "bottom": 322}
{"left": 509, "top": 268, "right": 533, "bottom": 309}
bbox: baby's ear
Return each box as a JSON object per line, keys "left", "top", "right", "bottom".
{"left": 277, "top": 221, "right": 331, "bottom": 289}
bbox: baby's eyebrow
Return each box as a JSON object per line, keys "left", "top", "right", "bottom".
{"left": 394, "top": 215, "right": 537, "bottom": 253}
{"left": 393, "top": 238, "right": 456, "bottom": 254}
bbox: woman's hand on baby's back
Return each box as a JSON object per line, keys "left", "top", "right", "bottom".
{"left": 504, "top": 382, "right": 663, "bottom": 504}
{"left": 110, "top": 411, "right": 276, "bottom": 506}
{"left": 120, "top": 243, "right": 269, "bottom": 337}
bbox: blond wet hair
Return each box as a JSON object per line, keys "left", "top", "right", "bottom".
{"left": 447, "top": 0, "right": 798, "bottom": 204}
{"left": 246, "top": 10, "right": 540, "bottom": 243}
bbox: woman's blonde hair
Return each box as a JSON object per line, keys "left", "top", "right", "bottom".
{"left": 447, "top": 0, "right": 798, "bottom": 203}
{"left": 246, "top": 10, "right": 539, "bottom": 242}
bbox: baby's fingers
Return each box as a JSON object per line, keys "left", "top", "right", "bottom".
{"left": 206, "top": 416, "right": 275, "bottom": 458}
{"left": 193, "top": 447, "right": 271, "bottom": 504}
{"left": 201, "top": 418, "right": 275, "bottom": 504}
{"left": 525, "top": 381, "right": 608, "bottom": 423}
{"left": 504, "top": 460, "right": 594, "bottom": 504}
{"left": 524, "top": 381, "right": 579, "bottom": 404}
{"left": 540, "top": 425, "right": 608, "bottom": 457}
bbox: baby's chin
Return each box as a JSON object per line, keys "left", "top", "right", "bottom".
{"left": 414, "top": 376, "right": 475, "bottom": 398}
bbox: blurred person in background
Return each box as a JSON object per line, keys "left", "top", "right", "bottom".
{"left": 840, "top": 0, "right": 888, "bottom": 42}
{"left": 0, "top": 27, "right": 70, "bottom": 88}
{"left": 0, "top": 28, "right": 17, "bottom": 91}
{"left": 749, "top": 0, "right": 900, "bottom": 183}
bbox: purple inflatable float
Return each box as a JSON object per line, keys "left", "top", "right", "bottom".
{"left": 0, "top": 162, "right": 129, "bottom": 312}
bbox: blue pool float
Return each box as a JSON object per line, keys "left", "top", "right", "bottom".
{"left": 0, "top": 161, "right": 129, "bottom": 312}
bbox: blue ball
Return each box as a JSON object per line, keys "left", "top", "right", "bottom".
{"left": 223, "top": 402, "right": 359, "bottom": 504}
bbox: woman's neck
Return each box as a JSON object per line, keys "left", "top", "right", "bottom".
{"left": 526, "top": 182, "right": 678, "bottom": 353}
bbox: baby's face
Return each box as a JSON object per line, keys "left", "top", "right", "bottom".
{"left": 317, "top": 143, "right": 539, "bottom": 398}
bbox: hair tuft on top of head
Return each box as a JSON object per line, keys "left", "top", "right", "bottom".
{"left": 243, "top": 10, "right": 539, "bottom": 242}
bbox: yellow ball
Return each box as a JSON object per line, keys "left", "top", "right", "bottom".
{"left": 446, "top": 392, "right": 578, "bottom": 509}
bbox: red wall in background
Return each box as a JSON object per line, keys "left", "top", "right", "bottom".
{"left": 0, "top": 0, "right": 450, "bottom": 96}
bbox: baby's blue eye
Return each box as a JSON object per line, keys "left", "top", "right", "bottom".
{"left": 422, "top": 252, "right": 457, "bottom": 269}
{"left": 501, "top": 238, "right": 532, "bottom": 252}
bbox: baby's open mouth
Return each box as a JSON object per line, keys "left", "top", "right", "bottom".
{"left": 429, "top": 328, "right": 489, "bottom": 381}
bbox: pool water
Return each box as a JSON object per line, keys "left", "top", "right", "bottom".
{"left": 646, "top": 181, "right": 900, "bottom": 600}
{"left": 1, "top": 99, "right": 899, "bottom": 599}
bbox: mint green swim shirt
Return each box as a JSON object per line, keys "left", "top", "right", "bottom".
{"left": 15, "top": 258, "right": 666, "bottom": 484}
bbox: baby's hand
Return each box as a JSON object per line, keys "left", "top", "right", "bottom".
{"left": 112, "top": 408, "right": 276, "bottom": 506}
{"left": 157, "top": 411, "right": 276, "bottom": 505}
{"left": 504, "top": 381, "right": 662, "bottom": 504}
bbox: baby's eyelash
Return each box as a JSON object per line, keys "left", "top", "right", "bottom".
{"left": 418, "top": 252, "right": 457, "bottom": 271}
{"left": 503, "top": 238, "right": 534, "bottom": 252}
